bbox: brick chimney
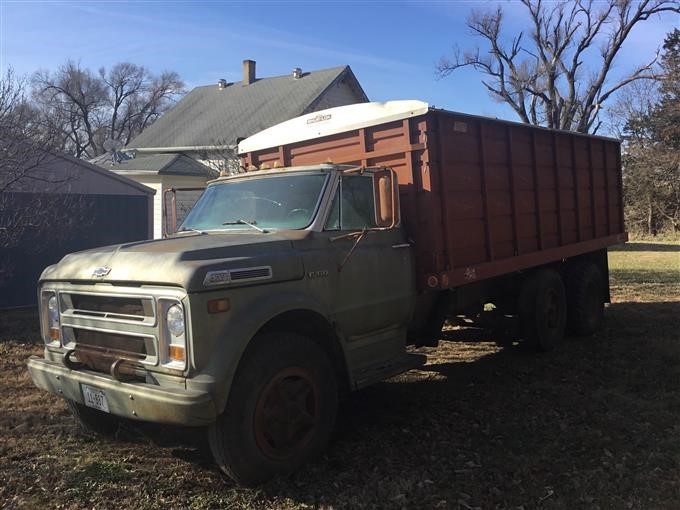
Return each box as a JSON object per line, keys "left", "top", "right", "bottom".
{"left": 243, "top": 59, "right": 256, "bottom": 85}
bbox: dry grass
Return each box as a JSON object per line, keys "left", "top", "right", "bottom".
{"left": 1, "top": 241, "right": 679, "bottom": 509}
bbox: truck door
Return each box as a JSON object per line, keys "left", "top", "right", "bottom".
{"left": 322, "top": 172, "right": 415, "bottom": 340}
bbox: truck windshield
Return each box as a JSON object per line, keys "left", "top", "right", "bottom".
{"left": 178, "top": 173, "right": 328, "bottom": 232}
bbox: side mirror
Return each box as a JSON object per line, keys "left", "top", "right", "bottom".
{"left": 373, "top": 169, "right": 399, "bottom": 228}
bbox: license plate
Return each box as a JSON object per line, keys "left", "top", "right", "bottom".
{"left": 82, "top": 384, "right": 109, "bottom": 413}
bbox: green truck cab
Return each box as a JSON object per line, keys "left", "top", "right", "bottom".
{"left": 28, "top": 164, "right": 417, "bottom": 484}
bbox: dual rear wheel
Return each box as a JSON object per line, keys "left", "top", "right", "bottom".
{"left": 519, "top": 268, "right": 567, "bottom": 351}
{"left": 517, "top": 262, "right": 604, "bottom": 351}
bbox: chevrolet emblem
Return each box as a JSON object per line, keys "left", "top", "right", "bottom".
{"left": 92, "top": 266, "right": 111, "bottom": 278}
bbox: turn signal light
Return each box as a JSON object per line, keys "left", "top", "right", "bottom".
{"left": 49, "top": 328, "right": 61, "bottom": 341}
{"left": 207, "top": 298, "right": 230, "bottom": 314}
{"left": 168, "top": 345, "right": 185, "bottom": 362}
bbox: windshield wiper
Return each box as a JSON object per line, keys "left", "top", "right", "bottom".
{"left": 222, "top": 219, "right": 269, "bottom": 233}
{"left": 175, "top": 227, "right": 205, "bottom": 235}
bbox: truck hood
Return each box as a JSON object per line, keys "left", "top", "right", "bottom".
{"left": 40, "top": 231, "right": 308, "bottom": 292}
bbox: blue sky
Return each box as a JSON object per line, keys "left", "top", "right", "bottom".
{"left": 1, "top": 0, "right": 678, "bottom": 124}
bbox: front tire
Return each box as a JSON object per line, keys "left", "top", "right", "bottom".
{"left": 66, "top": 399, "right": 119, "bottom": 436}
{"left": 208, "top": 332, "right": 338, "bottom": 485}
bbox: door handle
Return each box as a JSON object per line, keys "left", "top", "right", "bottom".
{"left": 391, "top": 243, "right": 411, "bottom": 249}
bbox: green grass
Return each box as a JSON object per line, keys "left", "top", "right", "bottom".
{"left": 608, "top": 241, "right": 680, "bottom": 301}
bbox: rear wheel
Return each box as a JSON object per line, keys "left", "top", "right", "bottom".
{"left": 489, "top": 313, "right": 520, "bottom": 348}
{"left": 519, "top": 268, "right": 567, "bottom": 352}
{"left": 566, "top": 262, "right": 605, "bottom": 336}
{"left": 66, "top": 399, "right": 119, "bottom": 436}
{"left": 208, "top": 333, "right": 338, "bottom": 485}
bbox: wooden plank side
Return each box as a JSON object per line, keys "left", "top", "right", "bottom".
{"left": 406, "top": 116, "right": 445, "bottom": 276}
{"left": 571, "top": 136, "right": 583, "bottom": 241}
{"left": 531, "top": 130, "right": 544, "bottom": 250}
{"left": 606, "top": 140, "right": 625, "bottom": 234}
{"left": 428, "top": 114, "right": 455, "bottom": 272}
{"left": 552, "top": 132, "right": 564, "bottom": 245}
{"left": 479, "top": 121, "right": 494, "bottom": 261}
{"left": 506, "top": 125, "right": 520, "bottom": 256}
{"left": 588, "top": 138, "right": 597, "bottom": 239}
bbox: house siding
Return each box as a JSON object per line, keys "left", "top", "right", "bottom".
{"left": 135, "top": 177, "right": 164, "bottom": 239}
{"left": 310, "top": 79, "right": 362, "bottom": 112}
{"left": 116, "top": 174, "right": 207, "bottom": 238}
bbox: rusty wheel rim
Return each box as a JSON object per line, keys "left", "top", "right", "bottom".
{"left": 254, "top": 367, "right": 320, "bottom": 460}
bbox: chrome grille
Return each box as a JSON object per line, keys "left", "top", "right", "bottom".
{"left": 46, "top": 284, "right": 188, "bottom": 376}
{"left": 60, "top": 293, "right": 155, "bottom": 325}
{"left": 73, "top": 329, "right": 150, "bottom": 358}
{"left": 67, "top": 328, "right": 154, "bottom": 377}
{"left": 71, "top": 295, "right": 146, "bottom": 318}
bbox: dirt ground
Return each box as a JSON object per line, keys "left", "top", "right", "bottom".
{"left": 1, "top": 242, "right": 679, "bottom": 509}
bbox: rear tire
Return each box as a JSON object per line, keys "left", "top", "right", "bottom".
{"left": 566, "top": 262, "right": 605, "bottom": 336}
{"left": 66, "top": 400, "right": 119, "bottom": 436}
{"left": 490, "top": 314, "right": 520, "bottom": 348}
{"left": 208, "top": 332, "right": 338, "bottom": 486}
{"left": 519, "top": 268, "right": 567, "bottom": 352}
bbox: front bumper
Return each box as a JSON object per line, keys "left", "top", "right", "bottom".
{"left": 27, "top": 356, "right": 216, "bottom": 426}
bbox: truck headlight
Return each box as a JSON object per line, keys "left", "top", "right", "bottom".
{"left": 164, "top": 303, "right": 186, "bottom": 368}
{"left": 166, "top": 304, "right": 185, "bottom": 337}
{"left": 41, "top": 291, "right": 61, "bottom": 345}
{"left": 48, "top": 296, "right": 59, "bottom": 326}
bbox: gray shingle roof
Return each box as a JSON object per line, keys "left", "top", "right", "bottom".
{"left": 91, "top": 153, "right": 216, "bottom": 177}
{"left": 127, "top": 65, "right": 367, "bottom": 150}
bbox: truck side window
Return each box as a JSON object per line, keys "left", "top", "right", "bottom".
{"left": 324, "top": 175, "right": 377, "bottom": 231}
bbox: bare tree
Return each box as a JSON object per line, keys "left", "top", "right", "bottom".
{"left": 0, "top": 68, "right": 92, "bottom": 285}
{"left": 197, "top": 139, "right": 244, "bottom": 176}
{"left": 437, "top": 0, "right": 680, "bottom": 134}
{"left": 32, "top": 60, "right": 184, "bottom": 158}
{"left": 100, "top": 63, "right": 184, "bottom": 147}
{"left": 0, "top": 68, "right": 63, "bottom": 195}
{"left": 621, "top": 29, "right": 680, "bottom": 235}
{"left": 604, "top": 80, "right": 660, "bottom": 139}
{"left": 32, "top": 61, "right": 106, "bottom": 158}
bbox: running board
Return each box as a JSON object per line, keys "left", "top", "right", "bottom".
{"left": 353, "top": 352, "right": 426, "bottom": 389}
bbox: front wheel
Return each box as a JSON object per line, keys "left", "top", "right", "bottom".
{"left": 66, "top": 399, "right": 119, "bottom": 436}
{"left": 208, "top": 333, "right": 338, "bottom": 485}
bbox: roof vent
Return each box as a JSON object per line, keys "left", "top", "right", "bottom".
{"left": 217, "top": 79, "right": 228, "bottom": 89}
{"left": 292, "top": 67, "right": 302, "bottom": 79}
